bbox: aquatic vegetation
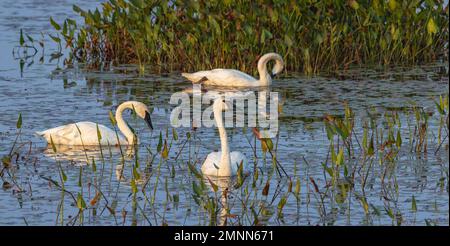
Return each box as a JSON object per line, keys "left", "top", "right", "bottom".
{"left": 2, "top": 93, "right": 447, "bottom": 226}
{"left": 49, "top": 0, "right": 449, "bottom": 74}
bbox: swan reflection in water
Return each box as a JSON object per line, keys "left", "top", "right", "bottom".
{"left": 203, "top": 175, "right": 239, "bottom": 226}
{"left": 42, "top": 145, "right": 152, "bottom": 186}
{"left": 41, "top": 145, "right": 135, "bottom": 165}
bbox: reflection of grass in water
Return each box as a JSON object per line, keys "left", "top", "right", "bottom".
{"left": 1, "top": 97, "right": 449, "bottom": 225}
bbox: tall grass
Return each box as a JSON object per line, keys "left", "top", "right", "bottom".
{"left": 51, "top": 0, "right": 448, "bottom": 74}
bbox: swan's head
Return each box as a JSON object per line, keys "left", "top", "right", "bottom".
{"left": 128, "top": 101, "right": 153, "bottom": 130}
{"left": 270, "top": 54, "right": 284, "bottom": 77}
{"left": 213, "top": 97, "right": 232, "bottom": 112}
{"left": 258, "top": 52, "right": 285, "bottom": 77}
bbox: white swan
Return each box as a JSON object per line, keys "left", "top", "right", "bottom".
{"left": 201, "top": 98, "right": 248, "bottom": 176}
{"left": 182, "top": 53, "right": 284, "bottom": 87}
{"left": 36, "top": 101, "right": 153, "bottom": 146}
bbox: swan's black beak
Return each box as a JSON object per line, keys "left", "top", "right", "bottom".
{"left": 144, "top": 111, "right": 153, "bottom": 130}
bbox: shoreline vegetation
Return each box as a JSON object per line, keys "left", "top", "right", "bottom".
{"left": 48, "top": 0, "right": 449, "bottom": 74}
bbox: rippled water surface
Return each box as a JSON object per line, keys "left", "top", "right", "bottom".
{"left": 0, "top": 0, "right": 448, "bottom": 226}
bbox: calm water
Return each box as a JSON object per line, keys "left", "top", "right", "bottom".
{"left": 0, "top": 0, "right": 448, "bottom": 226}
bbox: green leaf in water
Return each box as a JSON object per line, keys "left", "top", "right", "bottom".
{"left": 396, "top": 130, "right": 402, "bottom": 148}
{"left": 277, "top": 196, "right": 287, "bottom": 215}
{"left": 96, "top": 124, "right": 102, "bottom": 142}
{"left": 91, "top": 157, "right": 96, "bottom": 172}
{"left": 77, "top": 193, "right": 86, "bottom": 210}
{"left": 206, "top": 177, "right": 218, "bottom": 193}
{"left": 412, "top": 195, "right": 417, "bottom": 212}
{"left": 336, "top": 148, "right": 344, "bottom": 166}
{"left": 295, "top": 178, "right": 301, "bottom": 195}
{"left": 19, "top": 29, "right": 25, "bottom": 46}
{"left": 50, "top": 17, "right": 61, "bottom": 30}
{"left": 48, "top": 34, "right": 61, "bottom": 43}
{"left": 73, "top": 4, "right": 83, "bottom": 13}
{"left": 109, "top": 111, "right": 117, "bottom": 126}
{"left": 78, "top": 166, "right": 82, "bottom": 187}
{"left": 157, "top": 132, "right": 163, "bottom": 152}
{"left": 188, "top": 162, "right": 202, "bottom": 179}
{"left": 130, "top": 178, "right": 137, "bottom": 194}
{"left": 173, "top": 194, "right": 179, "bottom": 203}
{"left": 16, "top": 113, "right": 22, "bottom": 129}
{"left": 161, "top": 140, "right": 169, "bottom": 159}
{"left": 60, "top": 167, "right": 67, "bottom": 182}
{"left": 50, "top": 135, "right": 57, "bottom": 153}
{"left": 192, "top": 181, "right": 202, "bottom": 196}
{"left": 172, "top": 128, "right": 178, "bottom": 141}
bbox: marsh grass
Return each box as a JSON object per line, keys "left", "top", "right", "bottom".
{"left": 48, "top": 0, "right": 448, "bottom": 74}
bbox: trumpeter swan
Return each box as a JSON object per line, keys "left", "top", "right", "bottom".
{"left": 182, "top": 53, "right": 284, "bottom": 87}
{"left": 201, "top": 98, "right": 248, "bottom": 176}
{"left": 36, "top": 101, "right": 153, "bottom": 146}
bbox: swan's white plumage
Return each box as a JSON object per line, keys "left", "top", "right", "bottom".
{"left": 36, "top": 101, "right": 152, "bottom": 146}
{"left": 182, "top": 69, "right": 257, "bottom": 87}
{"left": 201, "top": 98, "right": 249, "bottom": 177}
{"left": 182, "top": 53, "right": 284, "bottom": 87}
{"left": 201, "top": 151, "right": 248, "bottom": 176}
{"left": 36, "top": 122, "right": 127, "bottom": 146}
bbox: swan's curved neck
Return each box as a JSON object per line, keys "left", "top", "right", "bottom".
{"left": 213, "top": 105, "right": 231, "bottom": 176}
{"left": 116, "top": 102, "right": 135, "bottom": 145}
{"left": 257, "top": 53, "right": 283, "bottom": 86}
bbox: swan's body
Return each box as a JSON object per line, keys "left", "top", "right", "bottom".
{"left": 202, "top": 151, "right": 247, "bottom": 176}
{"left": 182, "top": 53, "right": 284, "bottom": 87}
{"left": 36, "top": 101, "right": 153, "bottom": 146}
{"left": 201, "top": 98, "right": 248, "bottom": 177}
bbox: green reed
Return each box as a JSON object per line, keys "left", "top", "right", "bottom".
{"left": 49, "top": 0, "right": 448, "bottom": 74}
